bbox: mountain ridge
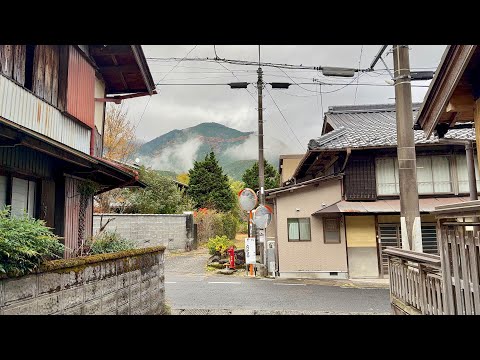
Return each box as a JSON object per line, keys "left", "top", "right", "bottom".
{"left": 136, "top": 122, "right": 287, "bottom": 180}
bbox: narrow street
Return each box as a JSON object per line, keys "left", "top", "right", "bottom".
{"left": 164, "top": 248, "right": 391, "bottom": 315}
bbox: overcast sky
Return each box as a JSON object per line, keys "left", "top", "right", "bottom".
{"left": 124, "top": 45, "right": 446, "bottom": 154}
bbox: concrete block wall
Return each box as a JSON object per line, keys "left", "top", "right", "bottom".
{"left": 0, "top": 246, "right": 166, "bottom": 315}
{"left": 93, "top": 214, "right": 195, "bottom": 251}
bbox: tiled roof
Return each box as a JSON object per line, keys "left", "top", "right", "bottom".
{"left": 309, "top": 103, "right": 475, "bottom": 150}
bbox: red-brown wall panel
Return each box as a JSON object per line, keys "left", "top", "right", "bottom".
{"left": 66, "top": 46, "right": 95, "bottom": 129}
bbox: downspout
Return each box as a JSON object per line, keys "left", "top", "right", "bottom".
{"left": 273, "top": 196, "right": 280, "bottom": 277}
{"left": 340, "top": 148, "right": 351, "bottom": 199}
{"left": 341, "top": 148, "right": 352, "bottom": 172}
{"left": 465, "top": 141, "right": 478, "bottom": 201}
{"left": 465, "top": 141, "right": 478, "bottom": 233}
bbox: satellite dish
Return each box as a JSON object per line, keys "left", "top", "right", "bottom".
{"left": 252, "top": 205, "right": 273, "bottom": 229}
{"left": 238, "top": 188, "right": 257, "bottom": 212}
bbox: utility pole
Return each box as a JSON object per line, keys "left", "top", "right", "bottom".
{"left": 257, "top": 45, "right": 267, "bottom": 271}
{"left": 393, "top": 45, "right": 423, "bottom": 252}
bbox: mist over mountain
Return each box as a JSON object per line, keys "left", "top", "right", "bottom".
{"left": 136, "top": 122, "right": 292, "bottom": 180}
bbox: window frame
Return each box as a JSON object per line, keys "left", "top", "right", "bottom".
{"left": 375, "top": 155, "right": 454, "bottom": 196}
{"left": 287, "top": 217, "right": 311, "bottom": 242}
{"left": 323, "top": 216, "right": 341, "bottom": 244}
{"left": 0, "top": 171, "right": 39, "bottom": 218}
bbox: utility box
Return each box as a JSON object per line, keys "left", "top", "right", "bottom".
{"left": 267, "top": 240, "right": 276, "bottom": 277}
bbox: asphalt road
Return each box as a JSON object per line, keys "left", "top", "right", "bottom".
{"left": 164, "top": 249, "right": 390, "bottom": 315}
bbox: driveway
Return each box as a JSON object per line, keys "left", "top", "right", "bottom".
{"left": 164, "top": 248, "right": 391, "bottom": 315}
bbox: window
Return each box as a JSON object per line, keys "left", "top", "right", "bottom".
{"left": 376, "top": 156, "right": 452, "bottom": 195}
{"left": 287, "top": 218, "right": 311, "bottom": 241}
{"left": 323, "top": 217, "right": 341, "bottom": 244}
{"left": 376, "top": 158, "right": 399, "bottom": 195}
{"left": 456, "top": 154, "right": 480, "bottom": 193}
{"left": 11, "top": 177, "right": 36, "bottom": 218}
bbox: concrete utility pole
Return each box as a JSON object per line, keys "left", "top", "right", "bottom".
{"left": 393, "top": 45, "right": 423, "bottom": 252}
{"left": 257, "top": 45, "right": 267, "bottom": 270}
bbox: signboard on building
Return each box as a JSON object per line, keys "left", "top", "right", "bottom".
{"left": 245, "top": 237, "right": 256, "bottom": 265}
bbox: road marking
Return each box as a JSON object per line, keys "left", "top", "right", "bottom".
{"left": 274, "top": 283, "right": 306, "bottom": 286}
{"left": 208, "top": 281, "right": 242, "bottom": 284}
{"left": 165, "top": 281, "right": 177, "bottom": 284}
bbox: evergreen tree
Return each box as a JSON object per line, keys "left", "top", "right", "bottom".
{"left": 241, "top": 159, "right": 280, "bottom": 192}
{"left": 187, "top": 152, "right": 236, "bottom": 212}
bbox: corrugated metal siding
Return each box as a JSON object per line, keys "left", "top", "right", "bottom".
{"left": 66, "top": 46, "right": 95, "bottom": 129}
{"left": 0, "top": 74, "right": 91, "bottom": 153}
{"left": 64, "top": 176, "right": 93, "bottom": 259}
{"left": 0, "top": 146, "right": 53, "bottom": 178}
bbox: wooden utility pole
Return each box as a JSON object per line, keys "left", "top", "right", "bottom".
{"left": 257, "top": 45, "right": 267, "bottom": 271}
{"left": 393, "top": 45, "right": 423, "bottom": 252}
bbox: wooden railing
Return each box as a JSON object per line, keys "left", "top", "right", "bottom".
{"left": 384, "top": 248, "right": 444, "bottom": 315}
{"left": 386, "top": 200, "right": 480, "bottom": 315}
{"left": 435, "top": 200, "right": 480, "bottom": 315}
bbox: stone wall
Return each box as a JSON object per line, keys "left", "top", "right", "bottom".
{"left": 0, "top": 246, "right": 166, "bottom": 315}
{"left": 93, "top": 213, "right": 195, "bottom": 251}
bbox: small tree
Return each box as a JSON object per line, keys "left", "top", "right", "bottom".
{"left": 176, "top": 173, "right": 190, "bottom": 185}
{"left": 241, "top": 159, "right": 280, "bottom": 192}
{"left": 124, "top": 166, "right": 194, "bottom": 214}
{"left": 187, "top": 152, "right": 236, "bottom": 212}
{"left": 96, "top": 103, "right": 138, "bottom": 213}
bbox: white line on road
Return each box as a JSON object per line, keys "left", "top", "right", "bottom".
{"left": 274, "top": 283, "right": 306, "bottom": 286}
{"left": 165, "top": 281, "right": 177, "bottom": 284}
{"left": 208, "top": 281, "right": 242, "bottom": 284}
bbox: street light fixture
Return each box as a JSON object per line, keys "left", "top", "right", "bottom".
{"left": 321, "top": 67, "right": 356, "bottom": 77}
{"left": 270, "top": 82, "right": 291, "bottom": 89}
{"left": 229, "top": 82, "right": 249, "bottom": 89}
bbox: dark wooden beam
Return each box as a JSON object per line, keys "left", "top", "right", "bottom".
{"left": 90, "top": 45, "right": 132, "bottom": 57}
{"left": 449, "top": 112, "right": 460, "bottom": 128}
{"left": 99, "top": 64, "right": 138, "bottom": 73}
{"left": 417, "top": 45, "right": 476, "bottom": 138}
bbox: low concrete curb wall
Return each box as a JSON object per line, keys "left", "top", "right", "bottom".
{"left": 0, "top": 246, "right": 166, "bottom": 315}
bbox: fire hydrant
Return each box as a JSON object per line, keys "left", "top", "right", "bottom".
{"left": 227, "top": 246, "right": 235, "bottom": 269}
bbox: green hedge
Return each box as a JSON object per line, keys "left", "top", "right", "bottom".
{"left": 0, "top": 207, "right": 64, "bottom": 276}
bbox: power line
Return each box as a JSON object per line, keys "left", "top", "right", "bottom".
{"left": 212, "top": 45, "right": 257, "bottom": 101}
{"left": 123, "top": 45, "right": 199, "bottom": 160}
{"left": 265, "top": 86, "right": 306, "bottom": 152}
{"left": 354, "top": 45, "right": 364, "bottom": 105}
{"left": 156, "top": 45, "right": 198, "bottom": 85}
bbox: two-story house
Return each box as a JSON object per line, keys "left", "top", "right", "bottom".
{"left": 0, "top": 45, "right": 156, "bottom": 258}
{"left": 266, "top": 103, "right": 477, "bottom": 279}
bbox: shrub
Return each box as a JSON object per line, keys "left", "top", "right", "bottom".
{"left": 195, "top": 209, "right": 222, "bottom": 243}
{"left": 238, "top": 221, "right": 248, "bottom": 234}
{"left": 221, "top": 212, "right": 238, "bottom": 240}
{"left": 0, "top": 207, "right": 64, "bottom": 276}
{"left": 89, "top": 231, "right": 135, "bottom": 254}
{"left": 207, "top": 235, "right": 234, "bottom": 256}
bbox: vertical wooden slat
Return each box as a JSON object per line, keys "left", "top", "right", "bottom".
{"left": 435, "top": 278, "right": 443, "bottom": 314}
{"left": 57, "top": 45, "right": 69, "bottom": 111}
{"left": 472, "top": 233, "right": 480, "bottom": 314}
{"left": 459, "top": 230, "right": 473, "bottom": 314}
{"left": 418, "top": 264, "right": 427, "bottom": 314}
{"left": 33, "top": 45, "right": 45, "bottom": 99}
{"left": 451, "top": 232, "right": 465, "bottom": 314}
{"left": 0, "top": 45, "right": 14, "bottom": 77}
{"left": 13, "top": 45, "right": 26, "bottom": 85}
{"left": 43, "top": 46, "right": 53, "bottom": 104}
{"left": 441, "top": 226, "right": 455, "bottom": 314}
{"left": 51, "top": 46, "right": 59, "bottom": 107}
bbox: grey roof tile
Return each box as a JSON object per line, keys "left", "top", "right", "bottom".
{"left": 310, "top": 105, "right": 474, "bottom": 150}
